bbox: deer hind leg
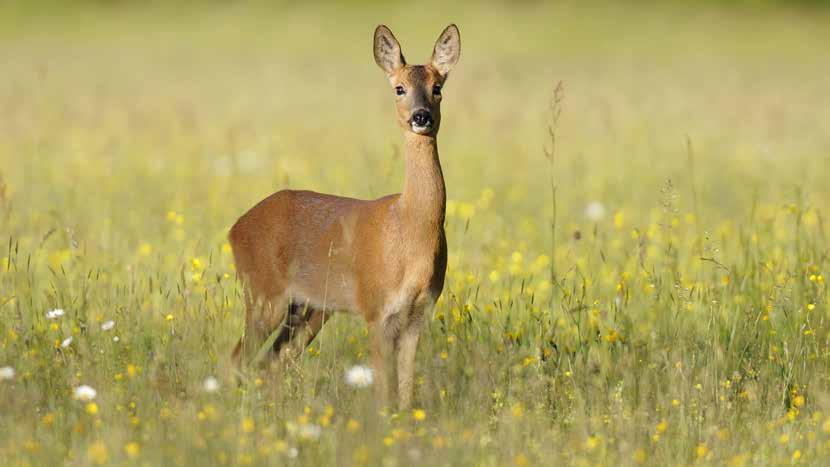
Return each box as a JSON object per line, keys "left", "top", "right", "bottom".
{"left": 232, "top": 290, "right": 292, "bottom": 368}
{"left": 229, "top": 226, "right": 296, "bottom": 368}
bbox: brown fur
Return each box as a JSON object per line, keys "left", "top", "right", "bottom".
{"left": 230, "top": 24, "right": 460, "bottom": 409}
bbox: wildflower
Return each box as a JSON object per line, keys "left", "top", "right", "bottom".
{"left": 74, "top": 385, "right": 97, "bottom": 401}
{"left": 0, "top": 366, "right": 14, "bottom": 381}
{"left": 124, "top": 442, "right": 140, "bottom": 459}
{"left": 287, "top": 447, "right": 299, "bottom": 458}
{"left": 46, "top": 308, "right": 65, "bottom": 320}
{"left": 138, "top": 243, "right": 152, "bottom": 256}
{"left": 412, "top": 409, "right": 426, "bottom": 421}
{"left": 346, "top": 419, "right": 360, "bottom": 432}
{"left": 86, "top": 402, "right": 99, "bottom": 415}
{"left": 585, "top": 201, "right": 606, "bottom": 222}
{"left": 87, "top": 441, "right": 108, "bottom": 465}
{"left": 241, "top": 417, "right": 255, "bottom": 433}
{"left": 585, "top": 435, "right": 600, "bottom": 450}
{"left": 696, "top": 443, "right": 708, "bottom": 458}
{"left": 100, "top": 320, "right": 115, "bottom": 331}
{"left": 61, "top": 336, "right": 73, "bottom": 348}
{"left": 203, "top": 376, "right": 220, "bottom": 393}
{"left": 344, "top": 365, "right": 374, "bottom": 388}
{"left": 165, "top": 314, "right": 174, "bottom": 321}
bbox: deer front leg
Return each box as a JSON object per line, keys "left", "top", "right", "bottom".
{"left": 396, "top": 319, "right": 423, "bottom": 410}
{"left": 369, "top": 320, "right": 395, "bottom": 409}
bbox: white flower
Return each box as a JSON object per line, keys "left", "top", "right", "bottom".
{"left": 0, "top": 366, "right": 15, "bottom": 381}
{"left": 74, "top": 385, "right": 97, "bottom": 401}
{"left": 585, "top": 201, "right": 606, "bottom": 222}
{"left": 298, "top": 423, "right": 321, "bottom": 440}
{"left": 61, "top": 336, "right": 73, "bottom": 348}
{"left": 344, "top": 365, "right": 373, "bottom": 388}
{"left": 203, "top": 376, "right": 220, "bottom": 393}
{"left": 113, "top": 336, "right": 120, "bottom": 342}
{"left": 46, "top": 308, "right": 65, "bottom": 320}
{"left": 100, "top": 320, "right": 115, "bottom": 331}
{"left": 287, "top": 447, "right": 299, "bottom": 458}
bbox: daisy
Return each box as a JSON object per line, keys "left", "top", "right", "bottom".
{"left": 203, "top": 376, "right": 220, "bottom": 393}
{"left": 0, "top": 366, "right": 15, "bottom": 381}
{"left": 74, "top": 385, "right": 97, "bottom": 401}
{"left": 344, "top": 365, "right": 373, "bottom": 388}
{"left": 585, "top": 201, "right": 606, "bottom": 222}
{"left": 46, "top": 308, "right": 65, "bottom": 320}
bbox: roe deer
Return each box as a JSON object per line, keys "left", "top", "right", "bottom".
{"left": 229, "top": 24, "right": 460, "bottom": 409}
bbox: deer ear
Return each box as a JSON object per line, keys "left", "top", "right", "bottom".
{"left": 431, "top": 24, "right": 460, "bottom": 78}
{"left": 374, "top": 25, "right": 405, "bottom": 74}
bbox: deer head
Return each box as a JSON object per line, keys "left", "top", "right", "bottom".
{"left": 374, "top": 24, "right": 461, "bottom": 136}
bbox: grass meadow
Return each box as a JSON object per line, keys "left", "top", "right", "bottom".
{"left": 3, "top": 1, "right": 830, "bottom": 465}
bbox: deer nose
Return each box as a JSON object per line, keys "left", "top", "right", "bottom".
{"left": 411, "top": 109, "right": 433, "bottom": 127}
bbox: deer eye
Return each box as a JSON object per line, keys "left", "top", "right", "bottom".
{"left": 432, "top": 85, "right": 442, "bottom": 96}
{"left": 395, "top": 86, "right": 405, "bottom": 96}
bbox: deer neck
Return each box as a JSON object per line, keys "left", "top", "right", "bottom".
{"left": 399, "top": 132, "right": 446, "bottom": 233}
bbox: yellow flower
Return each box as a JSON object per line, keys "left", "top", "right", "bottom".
{"left": 346, "top": 419, "right": 360, "bottom": 432}
{"left": 511, "top": 403, "right": 523, "bottom": 419}
{"left": 793, "top": 395, "right": 805, "bottom": 408}
{"left": 87, "top": 441, "right": 109, "bottom": 465}
{"left": 165, "top": 314, "right": 174, "bottom": 321}
{"left": 138, "top": 243, "right": 152, "bottom": 256}
{"left": 124, "top": 442, "right": 140, "bottom": 459}
{"left": 241, "top": 417, "right": 255, "bottom": 433}
{"left": 695, "top": 443, "right": 708, "bottom": 458}
{"left": 655, "top": 420, "right": 667, "bottom": 434}
{"left": 412, "top": 409, "right": 426, "bottom": 421}
{"left": 792, "top": 450, "right": 801, "bottom": 462}
{"left": 584, "top": 435, "right": 600, "bottom": 451}
{"left": 86, "top": 402, "right": 99, "bottom": 415}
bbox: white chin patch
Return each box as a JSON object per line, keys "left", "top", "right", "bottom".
{"left": 411, "top": 124, "right": 431, "bottom": 134}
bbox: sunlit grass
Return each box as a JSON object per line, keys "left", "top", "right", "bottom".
{"left": 2, "top": 1, "right": 830, "bottom": 465}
